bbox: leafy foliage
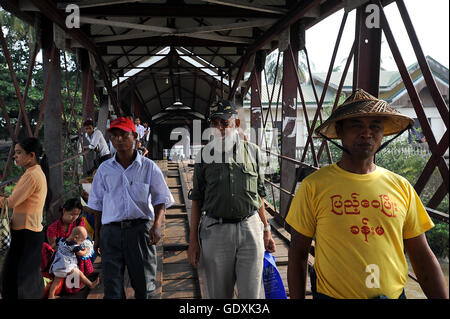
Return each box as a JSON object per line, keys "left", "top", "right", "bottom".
{"left": 1, "top": 9, "right": 84, "bottom": 183}
{"left": 426, "top": 223, "right": 449, "bottom": 259}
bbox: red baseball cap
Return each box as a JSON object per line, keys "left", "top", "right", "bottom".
{"left": 108, "top": 117, "right": 136, "bottom": 133}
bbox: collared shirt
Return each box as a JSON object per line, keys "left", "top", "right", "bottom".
{"left": 0, "top": 164, "right": 47, "bottom": 232}
{"left": 189, "top": 139, "right": 266, "bottom": 219}
{"left": 136, "top": 124, "right": 146, "bottom": 139}
{"left": 85, "top": 128, "right": 110, "bottom": 157}
{"left": 87, "top": 151, "right": 175, "bottom": 225}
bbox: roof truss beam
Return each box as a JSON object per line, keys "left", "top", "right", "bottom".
{"left": 80, "top": 17, "right": 176, "bottom": 34}
{"left": 72, "top": 4, "right": 284, "bottom": 18}
{"left": 200, "top": 0, "right": 288, "bottom": 15}
{"left": 82, "top": 17, "right": 276, "bottom": 37}
{"left": 56, "top": 0, "right": 146, "bottom": 9}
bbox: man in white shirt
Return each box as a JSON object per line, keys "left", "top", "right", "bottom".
{"left": 83, "top": 119, "right": 111, "bottom": 167}
{"left": 134, "top": 117, "right": 146, "bottom": 140}
{"left": 86, "top": 117, "right": 174, "bottom": 299}
{"left": 142, "top": 122, "right": 151, "bottom": 149}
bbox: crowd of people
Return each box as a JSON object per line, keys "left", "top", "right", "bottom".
{"left": 0, "top": 93, "right": 448, "bottom": 300}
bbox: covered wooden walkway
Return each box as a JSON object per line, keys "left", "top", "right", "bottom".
{"left": 0, "top": 0, "right": 447, "bottom": 300}
{"left": 59, "top": 159, "right": 427, "bottom": 300}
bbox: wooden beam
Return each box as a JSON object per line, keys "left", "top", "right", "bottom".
{"left": 30, "top": 0, "right": 120, "bottom": 115}
{"left": 200, "top": 0, "right": 288, "bottom": 15}
{"left": 229, "top": 0, "right": 321, "bottom": 99}
{"left": 57, "top": 0, "right": 145, "bottom": 9}
{"left": 78, "top": 4, "right": 283, "bottom": 18}
{"left": 93, "top": 30, "right": 252, "bottom": 44}
{"left": 94, "top": 36, "right": 250, "bottom": 47}
{"left": 80, "top": 17, "right": 176, "bottom": 34}
{"left": 41, "top": 18, "right": 63, "bottom": 223}
{"left": 182, "top": 32, "right": 252, "bottom": 44}
{"left": 176, "top": 18, "right": 276, "bottom": 35}
{"left": 0, "top": 0, "right": 34, "bottom": 25}
{"left": 93, "top": 31, "right": 160, "bottom": 43}
{"left": 83, "top": 17, "right": 275, "bottom": 37}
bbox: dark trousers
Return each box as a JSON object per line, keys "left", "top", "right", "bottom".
{"left": 95, "top": 154, "right": 112, "bottom": 168}
{"left": 101, "top": 220, "right": 157, "bottom": 299}
{"left": 1, "top": 229, "right": 44, "bottom": 299}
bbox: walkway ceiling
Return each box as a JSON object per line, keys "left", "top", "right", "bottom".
{"left": 1, "top": 0, "right": 350, "bottom": 121}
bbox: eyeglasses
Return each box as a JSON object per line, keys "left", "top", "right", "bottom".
{"left": 110, "top": 131, "right": 133, "bottom": 140}
{"left": 209, "top": 118, "right": 232, "bottom": 128}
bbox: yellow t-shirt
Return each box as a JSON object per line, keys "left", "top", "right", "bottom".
{"left": 286, "top": 163, "right": 434, "bottom": 299}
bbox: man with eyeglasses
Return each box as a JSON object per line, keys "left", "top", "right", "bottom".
{"left": 188, "top": 100, "right": 276, "bottom": 299}
{"left": 86, "top": 117, "right": 174, "bottom": 299}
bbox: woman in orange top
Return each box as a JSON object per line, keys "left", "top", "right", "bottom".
{"left": 0, "top": 137, "right": 49, "bottom": 299}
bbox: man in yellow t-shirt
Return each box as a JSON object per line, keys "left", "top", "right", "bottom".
{"left": 286, "top": 89, "right": 448, "bottom": 299}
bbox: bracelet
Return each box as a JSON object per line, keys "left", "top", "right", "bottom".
{"left": 264, "top": 224, "right": 271, "bottom": 232}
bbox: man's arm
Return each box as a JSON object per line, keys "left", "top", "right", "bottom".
{"left": 404, "top": 233, "right": 448, "bottom": 299}
{"left": 288, "top": 229, "right": 313, "bottom": 299}
{"left": 187, "top": 199, "right": 202, "bottom": 268}
{"left": 257, "top": 199, "right": 275, "bottom": 253}
{"left": 94, "top": 211, "right": 102, "bottom": 256}
{"left": 83, "top": 206, "right": 100, "bottom": 215}
{"left": 149, "top": 203, "right": 165, "bottom": 245}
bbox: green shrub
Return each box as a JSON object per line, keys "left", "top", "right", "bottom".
{"left": 426, "top": 222, "right": 449, "bottom": 259}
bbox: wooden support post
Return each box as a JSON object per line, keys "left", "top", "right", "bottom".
{"left": 80, "top": 48, "right": 95, "bottom": 122}
{"left": 250, "top": 50, "right": 265, "bottom": 146}
{"left": 280, "top": 22, "right": 300, "bottom": 219}
{"left": 353, "top": 3, "right": 382, "bottom": 96}
{"left": 97, "top": 91, "right": 109, "bottom": 136}
{"left": 79, "top": 48, "right": 96, "bottom": 174}
{"left": 41, "top": 18, "right": 63, "bottom": 224}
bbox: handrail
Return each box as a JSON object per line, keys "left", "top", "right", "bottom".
{"left": 264, "top": 149, "right": 319, "bottom": 170}
{"left": 48, "top": 149, "right": 90, "bottom": 169}
{"left": 0, "top": 176, "right": 20, "bottom": 188}
{"left": 425, "top": 207, "right": 449, "bottom": 224}
{"left": 263, "top": 151, "right": 449, "bottom": 225}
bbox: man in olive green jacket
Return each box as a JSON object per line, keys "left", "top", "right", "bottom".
{"left": 188, "top": 100, "right": 276, "bottom": 299}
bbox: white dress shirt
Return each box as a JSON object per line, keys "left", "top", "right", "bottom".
{"left": 87, "top": 152, "right": 175, "bottom": 225}
{"left": 135, "top": 124, "right": 146, "bottom": 139}
{"left": 85, "top": 128, "right": 110, "bottom": 157}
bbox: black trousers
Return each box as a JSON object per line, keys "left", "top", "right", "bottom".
{"left": 101, "top": 220, "right": 157, "bottom": 299}
{"left": 1, "top": 229, "right": 44, "bottom": 299}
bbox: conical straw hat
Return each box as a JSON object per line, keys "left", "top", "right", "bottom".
{"left": 315, "top": 89, "right": 414, "bottom": 139}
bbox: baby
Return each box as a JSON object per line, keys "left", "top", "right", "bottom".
{"left": 48, "top": 226, "right": 100, "bottom": 299}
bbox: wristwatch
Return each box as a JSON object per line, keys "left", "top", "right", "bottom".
{"left": 264, "top": 224, "right": 271, "bottom": 232}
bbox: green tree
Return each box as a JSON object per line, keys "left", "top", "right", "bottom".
{"left": 264, "top": 49, "right": 310, "bottom": 85}
{"left": 1, "top": 9, "right": 84, "bottom": 185}
{"left": 1, "top": 9, "right": 44, "bottom": 140}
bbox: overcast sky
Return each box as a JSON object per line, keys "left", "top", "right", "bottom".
{"left": 306, "top": 0, "right": 449, "bottom": 72}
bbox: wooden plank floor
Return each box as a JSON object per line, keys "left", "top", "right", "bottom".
{"left": 68, "top": 160, "right": 428, "bottom": 300}
{"left": 161, "top": 161, "right": 201, "bottom": 298}
{"left": 79, "top": 160, "right": 297, "bottom": 299}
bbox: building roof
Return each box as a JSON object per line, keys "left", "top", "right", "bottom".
{"left": 308, "top": 56, "right": 448, "bottom": 103}
{"left": 243, "top": 81, "right": 338, "bottom": 108}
